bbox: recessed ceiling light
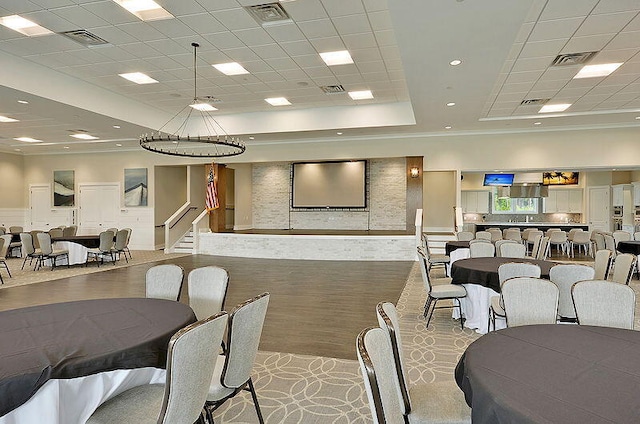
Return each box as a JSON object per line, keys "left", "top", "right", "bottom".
{"left": 446, "top": 102, "right": 456, "bottom": 107}
{"left": 213, "top": 62, "right": 249, "bottom": 76}
{"left": 635, "top": 116, "right": 640, "bottom": 120}
{"left": 0, "top": 15, "right": 52, "bottom": 36}
{"left": 70, "top": 133, "right": 99, "bottom": 140}
{"left": 18, "top": 100, "right": 28, "bottom": 104}
{"left": 449, "top": 59, "right": 462, "bottom": 66}
{"left": 444, "top": 126, "right": 452, "bottom": 129}
{"left": 189, "top": 103, "right": 218, "bottom": 112}
{"left": 113, "top": 125, "right": 121, "bottom": 129}
{"left": 119, "top": 72, "right": 158, "bottom": 84}
{"left": 0, "top": 115, "right": 19, "bottom": 123}
{"left": 265, "top": 97, "right": 291, "bottom": 106}
{"left": 15, "top": 137, "right": 42, "bottom": 143}
{"left": 337, "top": 132, "right": 343, "bottom": 135}
{"left": 539, "top": 103, "right": 571, "bottom": 113}
{"left": 249, "top": 136, "right": 255, "bottom": 140}
{"left": 116, "top": 143, "right": 123, "bottom": 147}
{"left": 63, "top": 146, "right": 70, "bottom": 149}
{"left": 112, "top": 0, "right": 174, "bottom": 21}
{"left": 348, "top": 90, "right": 373, "bottom": 100}
{"left": 14, "top": 148, "right": 20, "bottom": 151}
{"left": 319, "top": 50, "right": 354, "bottom": 66}
{"left": 574, "top": 63, "right": 623, "bottom": 79}
{"left": 534, "top": 121, "right": 542, "bottom": 125}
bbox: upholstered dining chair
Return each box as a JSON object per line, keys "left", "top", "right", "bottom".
{"left": 0, "top": 236, "right": 12, "bottom": 283}
{"left": 547, "top": 230, "right": 569, "bottom": 257}
{"left": 592, "top": 232, "right": 606, "bottom": 253}
{"left": 525, "top": 230, "right": 543, "bottom": 256}
{"left": 87, "top": 312, "right": 229, "bottom": 424}
{"left": 572, "top": 280, "right": 635, "bottom": 330}
{"left": 187, "top": 266, "right": 229, "bottom": 320}
{"left": 357, "top": 326, "right": 471, "bottom": 424}
{"left": 122, "top": 228, "right": 133, "bottom": 259}
{"left": 488, "top": 263, "right": 542, "bottom": 331}
{"left": 499, "top": 243, "right": 526, "bottom": 258}
{"left": 603, "top": 234, "right": 617, "bottom": 258}
{"left": 593, "top": 249, "right": 613, "bottom": 280}
{"left": 635, "top": 231, "right": 640, "bottom": 241}
{"left": 502, "top": 277, "right": 559, "bottom": 327}
{"left": 204, "top": 292, "right": 270, "bottom": 424}
{"left": 146, "top": 264, "right": 184, "bottom": 301}
{"left": 0, "top": 227, "right": 5, "bottom": 235}
{"left": 549, "top": 264, "right": 595, "bottom": 322}
{"left": 526, "top": 234, "right": 542, "bottom": 259}
{"left": 612, "top": 230, "right": 632, "bottom": 247}
{"left": 536, "top": 236, "right": 550, "bottom": 260}
{"left": 36, "top": 232, "right": 69, "bottom": 270}
{"left": 470, "top": 241, "right": 495, "bottom": 258}
{"left": 48, "top": 228, "right": 64, "bottom": 238}
{"left": 570, "top": 230, "right": 592, "bottom": 258}
{"left": 503, "top": 228, "right": 522, "bottom": 243}
{"left": 610, "top": 253, "right": 636, "bottom": 285}
{"left": 8, "top": 226, "right": 23, "bottom": 233}
{"left": 487, "top": 228, "right": 502, "bottom": 242}
{"left": 456, "top": 231, "right": 474, "bottom": 241}
{"left": 475, "top": 231, "right": 492, "bottom": 241}
{"left": 86, "top": 230, "right": 116, "bottom": 266}
{"left": 111, "top": 229, "right": 129, "bottom": 263}
{"left": 495, "top": 239, "right": 517, "bottom": 257}
{"left": 420, "top": 235, "right": 450, "bottom": 276}
{"left": 19, "top": 232, "right": 42, "bottom": 271}
{"left": 62, "top": 225, "right": 78, "bottom": 236}
{"left": 418, "top": 248, "right": 467, "bottom": 329}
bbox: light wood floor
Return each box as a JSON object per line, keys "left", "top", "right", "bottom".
{"left": 0, "top": 254, "right": 413, "bottom": 360}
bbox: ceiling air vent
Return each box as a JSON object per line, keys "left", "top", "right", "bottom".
{"left": 60, "top": 29, "right": 109, "bottom": 47}
{"left": 320, "top": 85, "right": 345, "bottom": 94}
{"left": 520, "top": 98, "right": 550, "bottom": 106}
{"left": 245, "top": 2, "right": 291, "bottom": 26}
{"left": 551, "top": 51, "right": 598, "bottom": 66}
{"left": 196, "top": 96, "right": 223, "bottom": 103}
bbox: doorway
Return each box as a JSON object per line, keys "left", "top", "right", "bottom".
{"left": 588, "top": 186, "right": 610, "bottom": 232}
{"left": 78, "top": 183, "right": 120, "bottom": 234}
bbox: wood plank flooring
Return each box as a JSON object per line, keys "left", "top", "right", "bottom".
{"left": 0, "top": 254, "right": 413, "bottom": 360}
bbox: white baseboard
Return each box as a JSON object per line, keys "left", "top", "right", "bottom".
{"left": 233, "top": 224, "right": 253, "bottom": 230}
{"left": 424, "top": 226, "right": 455, "bottom": 233}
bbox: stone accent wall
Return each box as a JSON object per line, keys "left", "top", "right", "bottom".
{"left": 252, "top": 158, "right": 407, "bottom": 230}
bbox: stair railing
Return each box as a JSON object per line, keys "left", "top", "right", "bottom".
{"left": 192, "top": 209, "right": 210, "bottom": 253}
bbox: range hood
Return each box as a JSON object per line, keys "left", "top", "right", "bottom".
{"left": 497, "top": 184, "right": 549, "bottom": 198}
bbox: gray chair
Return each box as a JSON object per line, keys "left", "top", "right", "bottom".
{"left": 146, "top": 264, "right": 184, "bottom": 301}
{"left": 8, "top": 226, "right": 23, "bottom": 233}
{"left": 487, "top": 228, "right": 502, "bottom": 242}
{"left": 48, "top": 228, "right": 64, "bottom": 238}
{"left": 495, "top": 239, "right": 517, "bottom": 257}
{"left": 525, "top": 230, "right": 543, "bottom": 256}
{"left": 603, "top": 234, "right": 617, "bottom": 258}
{"left": 592, "top": 232, "right": 606, "bottom": 252}
{"left": 87, "top": 312, "right": 229, "bottom": 424}
{"left": 593, "top": 249, "right": 613, "bottom": 280}
{"left": 188, "top": 266, "right": 229, "bottom": 321}
{"left": 547, "top": 230, "right": 568, "bottom": 257}
{"left": 20, "top": 232, "right": 43, "bottom": 271}
{"left": 111, "top": 229, "right": 129, "bottom": 263}
{"left": 502, "top": 277, "right": 559, "bottom": 327}
{"left": 570, "top": 230, "right": 592, "bottom": 257}
{"left": 36, "top": 232, "right": 69, "bottom": 270}
{"left": 475, "top": 231, "right": 492, "bottom": 241}
{"left": 549, "top": 264, "right": 596, "bottom": 321}
{"left": 470, "top": 241, "right": 495, "bottom": 258}
{"left": 63, "top": 225, "right": 78, "bottom": 236}
{"left": 503, "top": 228, "right": 521, "bottom": 242}
{"left": 526, "top": 234, "right": 542, "bottom": 259}
{"left": 456, "top": 231, "right": 474, "bottom": 241}
{"left": 499, "top": 243, "right": 526, "bottom": 258}
{"left": 0, "top": 236, "right": 12, "bottom": 283}
{"left": 610, "top": 253, "right": 636, "bottom": 285}
{"left": 488, "top": 263, "right": 542, "bottom": 331}
{"left": 204, "top": 293, "right": 270, "bottom": 424}
{"left": 86, "top": 230, "right": 116, "bottom": 266}
{"left": 418, "top": 248, "right": 467, "bottom": 329}
{"left": 421, "top": 235, "right": 450, "bottom": 276}
{"left": 106, "top": 227, "right": 118, "bottom": 235}
{"left": 122, "top": 228, "right": 133, "bottom": 259}
{"left": 536, "top": 236, "right": 550, "bottom": 260}
{"left": 572, "top": 280, "right": 635, "bottom": 330}
{"left": 613, "top": 230, "right": 632, "bottom": 248}
{"left": 30, "top": 230, "right": 43, "bottom": 249}
{"left": 357, "top": 326, "right": 471, "bottom": 424}
{"left": 0, "top": 227, "right": 5, "bottom": 235}
{"left": 635, "top": 231, "right": 640, "bottom": 241}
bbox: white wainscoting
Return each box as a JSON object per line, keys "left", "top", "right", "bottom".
{"left": 118, "top": 208, "right": 155, "bottom": 250}
{"left": 198, "top": 232, "right": 416, "bottom": 261}
{"left": 0, "top": 209, "right": 27, "bottom": 230}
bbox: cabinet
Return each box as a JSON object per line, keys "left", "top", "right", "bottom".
{"left": 461, "top": 190, "right": 490, "bottom": 213}
{"left": 543, "top": 189, "right": 582, "bottom": 213}
{"left": 612, "top": 185, "right": 625, "bottom": 207}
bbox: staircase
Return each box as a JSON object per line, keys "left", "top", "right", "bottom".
{"left": 173, "top": 231, "right": 195, "bottom": 254}
{"left": 425, "top": 232, "right": 456, "bottom": 255}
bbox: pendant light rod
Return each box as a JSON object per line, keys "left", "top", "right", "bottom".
{"left": 192, "top": 42, "right": 199, "bottom": 101}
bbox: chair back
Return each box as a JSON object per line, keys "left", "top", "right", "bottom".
{"left": 221, "top": 293, "right": 270, "bottom": 389}
{"left": 48, "top": 228, "right": 63, "bottom": 238}
{"left": 159, "top": 312, "right": 229, "bottom": 424}
{"left": 146, "top": 264, "right": 184, "bottom": 301}
{"left": 9, "top": 226, "right": 23, "bottom": 233}
{"left": 549, "top": 231, "right": 567, "bottom": 243}
{"left": 417, "top": 248, "right": 433, "bottom": 293}
{"left": 470, "top": 241, "right": 495, "bottom": 258}
{"left": 610, "top": 253, "right": 636, "bottom": 285}
{"left": 593, "top": 249, "right": 613, "bottom": 280}
{"left": 106, "top": 227, "right": 118, "bottom": 234}
{"left": 495, "top": 240, "right": 516, "bottom": 256}
{"left": 114, "top": 229, "right": 128, "bottom": 250}
{"left": 0, "top": 235, "right": 10, "bottom": 259}
{"left": 572, "top": 230, "right": 591, "bottom": 245}
{"left": 504, "top": 229, "right": 521, "bottom": 242}
{"left": 634, "top": 231, "right": 640, "bottom": 241}
{"left": 526, "top": 230, "right": 543, "bottom": 242}
{"left": 536, "top": 237, "right": 550, "bottom": 260}
{"left": 592, "top": 233, "right": 606, "bottom": 251}
{"left": 376, "top": 302, "right": 410, "bottom": 414}
{"left": 37, "top": 232, "right": 54, "bottom": 255}
{"left": 603, "top": 234, "right": 617, "bottom": 257}
{"left": 357, "top": 327, "right": 405, "bottom": 424}
{"left": 123, "top": 228, "right": 132, "bottom": 245}
{"left": 529, "top": 235, "right": 542, "bottom": 258}
{"left": 19, "top": 233, "right": 35, "bottom": 256}
{"left": 456, "top": 231, "right": 474, "bottom": 241}
{"left": 187, "top": 266, "right": 229, "bottom": 320}
{"left": 498, "top": 262, "right": 541, "bottom": 284}
{"left": 98, "top": 230, "right": 115, "bottom": 251}
{"left": 475, "top": 231, "right": 491, "bottom": 241}
{"left": 499, "top": 243, "right": 526, "bottom": 258}
{"left": 613, "top": 231, "right": 632, "bottom": 245}
{"left": 549, "top": 264, "right": 596, "bottom": 319}
{"left": 487, "top": 228, "right": 502, "bottom": 242}
{"left": 502, "top": 277, "right": 559, "bottom": 327}
{"left": 31, "top": 230, "right": 43, "bottom": 248}
{"left": 63, "top": 225, "right": 77, "bottom": 236}
{"left": 0, "top": 227, "right": 5, "bottom": 235}
{"left": 545, "top": 228, "right": 561, "bottom": 236}
{"left": 572, "top": 280, "right": 635, "bottom": 330}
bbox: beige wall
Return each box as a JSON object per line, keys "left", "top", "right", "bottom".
{"left": 423, "top": 171, "right": 456, "bottom": 230}
{"left": 154, "top": 166, "right": 187, "bottom": 244}
{"left": 0, "top": 152, "right": 25, "bottom": 208}
{"left": 231, "top": 163, "right": 253, "bottom": 229}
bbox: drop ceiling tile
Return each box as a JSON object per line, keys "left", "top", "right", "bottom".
{"left": 147, "top": 19, "right": 194, "bottom": 38}
{"left": 94, "top": 45, "right": 138, "bottom": 61}
{"left": 0, "top": 0, "right": 41, "bottom": 14}
{"left": 592, "top": 0, "right": 640, "bottom": 14}
{"left": 332, "top": 14, "right": 371, "bottom": 35}
{"left": 320, "top": 0, "right": 365, "bottom": 17}
{"left": 363, "top": 0, "right": 387, "bottom": 13}
{"left": 233, "top": 27, "right": 272, "bottom": 45}
{"left": 594, "top": 47, "right": 639, "bottom": 62}
{"left": 31, "top": 0, "right": 75, "bottom": 7}
{"left": 178, "top": 13, "right": 225, "bottom": 34}
{"left": 145, "top": 38, "right": 190, "bottom": 56}
{"left": 309, "top": 36, "right": 344, "bottom": 52}
{"left": 342, "top": 32, "right": 377, "bottom": 50}
{"left": 0, "top": 38, "right": 55, "bottom": 56}
{"left": 503, "top": 70, "right": 543, "bottom": 85}
{"left": 280, "top": 40, "right": 316, "bottom": 56}
{"left": 531, "top": 78, "right": 567, "bottom": 91}
{"left": 519, "top": 39, "right": 568, "bottom": 58}
{"left": 278, "top": 69, "right": 309, "bottom": 80}
{"left": 367, "top": 10, "right": 393, "bottom": 31}
{"left": 264, "top": 57, "right": 298, "bottom": 70}
{"left": 304, "top": 66, "right": 333, "bottom": 78}
{"left": 618, "top": 61, "right": 640, "bottom": 74}
{"left": 23, "top": 52, "right": 68, "bottom": 68}
{"left": 495, "top": 92, "right": 528, "bottom": 102}
{"left": 372, "top": 30, "right": 398, "bottom": 47}
{"left": 528, "top": 17, "right": 584, "bottom": 42}
{"left": 117, "top": 22, "right": 167, "bottom": 42}
{"left": 283, "top": 0, "right": 327, "bottom": 22}
{"left": 384, "top": 59, "right": 403, "bottom": 71}
{"left": 252, "top": 43, "right": 288, "bottom": 60}
{"left": 89, "top": 26, "right": 139, "bottom": 45}
{"left": 241, "top": 59, "right": 273, "bottom": 72}
{"left": 52, "top": 5, "right": 110, "bottom": 28}
{"left": 204, "top": 32, "right": 244, "bottom": 49}
{"left": 164, "top": 0, "right": 206, "bottom": 16}
{"left": 194, "top": 0, "right": 241, "bottom": 12}
{"left": 621, "top": 82, "right": 640, "bottom": 93}
{"left": 501, "top": 82, "right": 536, "bottom": 93}
{"left": 379, "top": 45, "right": 401, "bottom": 62}
{"left": 556, "top": 86, "right": 592, "bottom": 97}
{"left": 575, "top": 11, "right": 637, "bottom": 37}
{"left": 119, "top": 42, "right": 161, "bottom": 58}
{"left": 292, "top": 53, "right": 324, "bottom": 68}
{"left": 79, "top": 2, "right": 138, "bottom": 25}
{"left": 604, "top": 30, "right": 640, "bottom": 49}
{"left": 362, "top": 71, "right": 387, "bottom": 82}
{"left": 514, "top": 22, "right": 535, "bottom": 43}
{"left": 626, "top": 13, "right": 640, "bottom": 30}
{"left": 541, "top": 66, "right": 580, "bottom": 80}
{"left": 298, "top": 19, "right": 338, "bottom": 39}
{"left": 511, "top": 56, "right": 555, "bottom": 72}
{"left": 538, "top": 0, "right": 598, "bottom": 21}
{"left": 330, "top": 63, "right": 359, "bottom": 75}
{"left": 336, "top": 73, "right": 364, "bottom": 84}
{"left": 599, "top": 73, "right": 638, "bottom": 85}
{"left": 212, "top": 7, "right": 259, "bottom": 31}
{"left": 22, "top": 10, "right": 75, "bottom": 32}
{"left": 593, "top": 100, "right": 628, "bottom": 109}
{"left": 355, "top": 60, "right": 386, "bottom": 73}
{"left": 561, "top": 33, "right": 615, "bottom": 53}
{"left": 221, "top": 46, "right": 261, "bottom": 61}
{"left": 525, "top": 88, "right": 560, "bottom": 98}
{"left": 253, "top": 72, "right": 284, "bottom": 83}
{"left": 264, "top": 23, "right": 305, "bottom": 43}
{"left": 608, "top": 91, "right": 639, "bottom": 102}
{"left": 351, "top": 47, "right": 382, "bottom": 62}
{"left": 144, "top": 56, "right": 184, "bottom": 71}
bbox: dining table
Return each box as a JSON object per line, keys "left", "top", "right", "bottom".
{"left": 450, "top": 257, "right": 556, "bottom": 333}
{"left": 617, "top": 240, "right": 640, "bottom": 255}
{"left": 455, "top": 324, "right": 640, "bottom": 424}
{"left": 51, "top": 235, "right": 102, "bottom": 265}
{"left": 445, "top": 241, "right": 470, "bottom": 255}
{"left": 0, "top": 298, "right": 196, "bottom": 424}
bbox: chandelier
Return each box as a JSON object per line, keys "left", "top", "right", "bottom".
{"left": 139, "top": 43, "right": 246, "bottom": 158}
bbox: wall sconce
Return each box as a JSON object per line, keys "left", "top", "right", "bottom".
{"left": 410, "top": 167, "right": 420, "bottom": 178}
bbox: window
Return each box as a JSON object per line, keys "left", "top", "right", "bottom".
{"left": 492, "top": 192, "right": 539, "bottom": 214}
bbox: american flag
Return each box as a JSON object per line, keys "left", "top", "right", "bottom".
{"left": 206, "top": 166, "right": 219, "bottom": 211}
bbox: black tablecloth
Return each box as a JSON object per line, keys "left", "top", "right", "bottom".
{"left": 455, "top": 325, "right": 640, "bottom": 424}
{"left": 0, "top": 298, "right": 196, "bottom": 417}
{"left": 450, "top": 257, "right": 556, "bottom": 293}
{"left": 52, "top": 235, "right": 101, "bottom": 248}
{"left": 618, "top": 240, "right": 640, "bottom": 255}
{"left": 445, "top": 241, "right": 470, "bottom": 255}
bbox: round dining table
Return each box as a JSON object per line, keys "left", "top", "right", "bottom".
{"left": 445, "top": 241, "right": 470, "bottom": 255}
{"left": 617, "top": 240, "right": 640, "bottom": 255}
{"left": 0, "top": 298, "right": 196, "bottom": 423}
{"left": 455, "top": 324, "right": 640, "bottom": 424}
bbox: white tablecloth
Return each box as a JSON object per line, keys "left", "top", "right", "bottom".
{"left": 53, "top": 241, "right": 89, "bottom": 265}
{"left": 0, "top": 367, "right": 165, "bottom": 424}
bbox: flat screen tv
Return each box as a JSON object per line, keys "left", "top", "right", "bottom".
{"left": 292, "top": 160, "right": 366, "bottom": 208}
{"left": 483, "top": 173, "right": 514, "bottom": 186}
{"left": 542, "top": 171, "right": 579, "bottom": 185}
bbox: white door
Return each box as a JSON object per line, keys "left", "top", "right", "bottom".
{"left": 78, "top": 184, "right": 120, "bottom": 234}
{"left": 588, "top": 186, "right": 610, "bottom": 232}
{"left": 30, "top": 185, "right": 51, "bottom": 230}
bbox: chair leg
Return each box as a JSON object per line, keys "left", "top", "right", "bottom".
{"left": 456, "top": 298, "right": 464, "bottom": 330}
{"left": 247, "top": 377, "right": 265, "bottom": 424}
{"left": 423, "top": 295, "right": 433, "bottom": 318}
{"left": 204, "top": 404, "right": 215, "bottom": 424}
{"left": 426, "top": 298, "right": 438, "bottom": 328}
